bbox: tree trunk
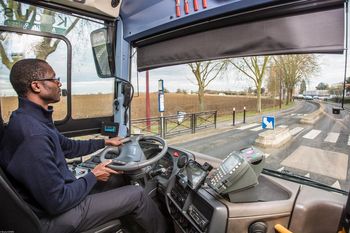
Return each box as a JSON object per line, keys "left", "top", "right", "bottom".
{"left": 198, "top": 87, "right": 205, "bottom": 112}
{"left": 286, "top": 88, "right": 290, "bottom": 105}
{"left": 256, "top": 88, "right": 262, "bottom": 113}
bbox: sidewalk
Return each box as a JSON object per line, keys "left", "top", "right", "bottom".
{"left": 167, "top": 102, "right": 302, "bottom": 145}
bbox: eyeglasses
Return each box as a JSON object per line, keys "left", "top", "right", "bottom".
{"left": 35, "top": 77, "right": 61, "bottom": 83}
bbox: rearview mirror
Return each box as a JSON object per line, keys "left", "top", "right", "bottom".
{"left": 90, "top": 27, "right": 115, "bottom": 78}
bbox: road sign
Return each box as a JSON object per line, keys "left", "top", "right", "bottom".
{"left": 158, "top": 79, "right": 164, "bottom": 112}
{"left": 262, "top": 116, "right": 275, "bottom": 129}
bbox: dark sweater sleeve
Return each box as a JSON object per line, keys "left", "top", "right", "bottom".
{"left": 57, "top": 132, "right": 105, "bottom": 159}
{"left": 7, "top": 135, "right": 97, "bottom": 215}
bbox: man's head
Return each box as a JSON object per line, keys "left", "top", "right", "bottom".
{"left": 10, "top": 59, "right": 61, "bottom": 106}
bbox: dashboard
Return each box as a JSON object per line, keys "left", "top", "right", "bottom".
{"left": 68, "top": 143, "right": 346, "bottom": 233}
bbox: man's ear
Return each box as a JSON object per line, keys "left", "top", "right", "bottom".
{"left": 30, "top": 81, "right": 41, "bottom": 94}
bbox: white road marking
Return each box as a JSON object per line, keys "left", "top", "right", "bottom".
{"left": 324, "top": 132, "right": 340, "bottom": 143}
{"left": 277, "top": 167, "right": 285, "bottom": 172}
{"left": 290, "top": 127, "right": 304, "bottom": 136}
{"left": 264, "top": 153, "right": 270, "bottom": 158}
{"left": 277, "top": 125, "right": 288, "bottom": 128}
{"left": 237, "top": 123, "right": 260, "bottom": 130}
{"left": 250, "top": 126, "right": 263, "bottom": 131}
{"left": 304, "top": 173, "right": 310, "bottom": 178}
{"left": 331, "top": 180, "right": 341, "bottom": 189}
{"left": 348, "top": 136, "right": 350, "bottom": 146}
{"left": 302, "top": 130, "right": 321, "bottom": 139}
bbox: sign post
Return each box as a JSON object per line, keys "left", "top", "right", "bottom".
{"left": 158, "top": 79, "right": 165, "bottom": 137}
{"left": 262, "top": 116, "right": 275, "bottom": 129}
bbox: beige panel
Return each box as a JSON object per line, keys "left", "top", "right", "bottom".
{"left": 227, "top": 214, "right": 290, "bottom": 233}
{"left": 220, "top": 175, "right": 300, "bottom": 218}
{"left": 50, "top": 0, "right": 121, "bottom": 17}
{"left": 289, "top": 185, "right": 347, "bottom": 233}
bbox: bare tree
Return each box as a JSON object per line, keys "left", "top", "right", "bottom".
{"left": 267, "top": 64, "right": 281, "bottom": 98}
{"left": 273, "top": 55, "right": 318, "bottom": 104}
{"left": 0, "top": 1, "right": 79, "bottom": 69}
{"left": 188, "top": 60, "right": 229, "bottom": 111}
{"left": 231, "top": 56, "right": 270, "bottom": 113}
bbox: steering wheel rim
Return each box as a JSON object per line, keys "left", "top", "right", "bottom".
{"left": 100, "top": 135, "right": 168, "bottom": 171}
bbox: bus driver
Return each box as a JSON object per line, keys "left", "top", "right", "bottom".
{"left": 0, "top": 59, "right": 167, "bottom": 233}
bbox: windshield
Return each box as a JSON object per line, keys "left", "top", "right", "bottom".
{"left": 130, "top": 49, "right": 350, "bottom": 192}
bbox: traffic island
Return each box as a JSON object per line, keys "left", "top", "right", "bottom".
{"left": 255, "top": 126, "right": 292, "bottom": 148}
{"left": 300, "top": 103, "right": 324, "bottom": 124}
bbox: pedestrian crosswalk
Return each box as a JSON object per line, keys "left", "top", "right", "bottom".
{"left": 324, "top": 132, "right": 340, "bottom": 143}
{"left": 302, "top": 130, "right": 321, "bottom": 139}
{"left": 235, "top": 122, "right": 350, "bottom": 145}
{"left": 289, "top": 127, "right": 304, "bottom": 136}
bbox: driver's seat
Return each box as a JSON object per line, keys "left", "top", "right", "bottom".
{"left": 0, "top": 122, "right": 123, "bottom": 233}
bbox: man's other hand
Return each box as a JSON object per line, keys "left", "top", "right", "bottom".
{"left": 105, "top": 137, "right": 124, "bottom": 147}
{"left": 91, "top": 160, "right": 122, "bottom": 181}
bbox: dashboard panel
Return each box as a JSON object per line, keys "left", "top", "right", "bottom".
{"left": 68, "top": 143, "right": 347, "bottom": 233}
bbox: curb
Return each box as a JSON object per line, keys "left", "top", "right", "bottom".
{"left": 300, "top": 102, "right": 324, "bottom": 124}
{"left": 254, "top": 126, "right": 292, "bottom": 148}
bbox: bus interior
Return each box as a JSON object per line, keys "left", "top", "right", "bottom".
{"left": 0, "top": 0, "right": 349, "bottom": 233}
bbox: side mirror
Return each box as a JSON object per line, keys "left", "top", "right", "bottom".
{"left": 90, "top": 27, "right": 115, "bottom": 78}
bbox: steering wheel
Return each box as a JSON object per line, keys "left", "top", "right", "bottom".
{"left": 99, "top": 135, "right": 168, "bottom": 171}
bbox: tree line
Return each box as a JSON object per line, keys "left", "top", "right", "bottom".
{"left": 188, "top": 54, "right": 319, "bottom": 113}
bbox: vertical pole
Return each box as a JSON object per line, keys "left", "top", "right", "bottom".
{"left": 192, "top": 113, "right": 196, "bottom": 134}
{"left": 342, "top": 1, "right": 348, "bottom": 109}
{"left": 160, "top": 114, "right": 165, "bottom": 138}
{"left": 214, "top": 111, "right": 217, "bottom": 128}
{"left": 158, "top": 79, "right": 165, "bottom": 138}
{"left": 145, "top": 70, "right": 151, "bottom": 131}
{"left": 243, "top": 106, "right": 246, "bottom": 124}
{"left": 232, "top": 107, "right": 236, "bottom": 126}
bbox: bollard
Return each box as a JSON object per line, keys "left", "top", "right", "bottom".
{"left": 232, "top": 108, "right": 236, "bottom": 126}
{"left": 243, "top": 106, "right": 246, "bottom": 124}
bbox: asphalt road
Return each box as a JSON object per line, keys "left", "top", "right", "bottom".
{"left": 174, "top": 100, "right": 350, "bottom": 191}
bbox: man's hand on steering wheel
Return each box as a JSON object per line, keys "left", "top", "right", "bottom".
{"left": 91, "top": 160, "right": 123, "bottom": 181}
{"left": 105, "top": 137, "right": 124, "bottom": 147}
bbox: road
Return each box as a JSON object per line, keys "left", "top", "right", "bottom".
{"left": 174, "top": 100, "right": 350, "bottom": 191}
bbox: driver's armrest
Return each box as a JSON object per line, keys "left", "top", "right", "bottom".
{"left": 80, "top": 219, "right": 122, "bottom": 233}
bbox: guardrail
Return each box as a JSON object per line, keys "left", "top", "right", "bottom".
{"left": 131, "top": 111, "right": 217, "bottom": 138}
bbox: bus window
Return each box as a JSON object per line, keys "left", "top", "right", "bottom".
{"left": 0, "top": 32, "right": 68, "bottom": 122}
{"left": 0, "top": 0, "right": 115, "bottom": 123}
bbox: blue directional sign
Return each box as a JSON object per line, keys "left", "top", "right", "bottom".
{"left": 262, "top": 116, "right": 275, "bottom": 129}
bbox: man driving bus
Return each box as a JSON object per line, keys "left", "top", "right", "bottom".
{"left": 0, "top": 59, "right": 167, "bottom": 233}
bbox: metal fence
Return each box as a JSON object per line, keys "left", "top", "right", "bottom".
{"left": 131, "top": 111, "right": 217, "bottom": 138}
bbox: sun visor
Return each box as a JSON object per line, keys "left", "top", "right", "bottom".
{"left": 137, "top": 7, "right": 344, "bottom": 72}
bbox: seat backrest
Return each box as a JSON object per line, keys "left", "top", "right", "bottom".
{"left": 0, "top": 167, "right": 42, "bottom": 233}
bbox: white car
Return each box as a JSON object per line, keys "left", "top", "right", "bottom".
{"left": 304, "top": 95, "right": 313, "bottom": 100}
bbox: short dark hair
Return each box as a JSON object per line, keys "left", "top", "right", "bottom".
{"left": 10, "top": 59, "right": 50, "bottom": 97}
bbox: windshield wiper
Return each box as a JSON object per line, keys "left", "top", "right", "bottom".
{"left": 262, "top": 168, "right": 348, "bottom": 195}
